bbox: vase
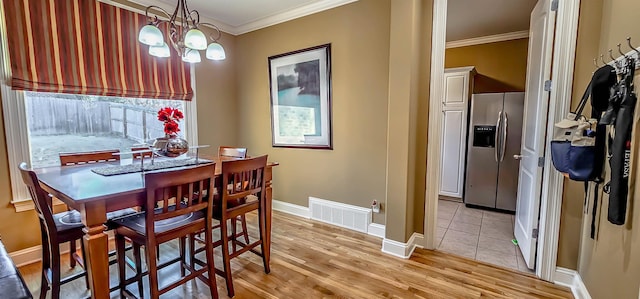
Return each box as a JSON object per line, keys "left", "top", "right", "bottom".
{"left": 152, "top": 134, "right": 189, "bottom": 157}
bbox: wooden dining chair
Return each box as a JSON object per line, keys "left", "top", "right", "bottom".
{"left": 112, "top": 164, "right": 219, "bottom": 299}
{"left": 58, "top": 150, "right": 138, "bottom": 267}
{"left": 193, "top": 155, "right": 269, "bottom": 297}
{"left": 131, "top": 146, "right": 153, "bottom": 159}
{"left": 218, "top": 146, "right": 250, "bottom": 246}
{"left": 19, "top": 163, "right": 88, "bottom": 299}
{"left": 218, "top": 146, "right": 247, "bottom": 159}
{"left": 59, "top": 149, "right": 120, "bottom": 166}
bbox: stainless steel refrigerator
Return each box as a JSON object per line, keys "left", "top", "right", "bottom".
{"left": 464, "top": 92, "right": 524, "bottom": 212}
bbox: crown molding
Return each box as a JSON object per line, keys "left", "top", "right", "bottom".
{"left": 102, "top": 0, "right": 236, "bottom": 33}
{"left": 102, "top": 0, "right": 358, "bottom": 36}
{"left": 233, "top": 0, "right": 358, "bottom": 35}
{"left": 446, "top": 30, "right": 529, "bottom": 49}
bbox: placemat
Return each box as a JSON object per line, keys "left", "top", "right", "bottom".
{"left": 91, "top": 158, "right": 213, "bottom": 176}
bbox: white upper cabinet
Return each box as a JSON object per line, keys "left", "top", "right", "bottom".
{"left": 439, "top": 66, "right": 475, "bottom": 199}
{"left": 442, "top": 66, "right": 475, "bottom": 109}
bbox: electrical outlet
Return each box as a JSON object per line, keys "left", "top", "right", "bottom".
{"left": 371, "top": 200, "right": 381, "bottom": 213}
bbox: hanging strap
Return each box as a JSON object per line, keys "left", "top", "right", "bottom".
{"left": 590, "top": 182, "right": 600, "bottom": 239}
{"left": 574, "top": 80, "right": 593, "bottom": 120}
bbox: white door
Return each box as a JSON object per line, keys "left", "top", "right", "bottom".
{"left": 514, "top": 0, "right": 556, "bottom": 269}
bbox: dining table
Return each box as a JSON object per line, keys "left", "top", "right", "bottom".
{"left": 35, "top": 155, "right": 278, "bottom": 299}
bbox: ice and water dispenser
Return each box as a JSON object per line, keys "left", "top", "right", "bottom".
{"left": 471, "top": 125, "right": 496, "bottom": 148}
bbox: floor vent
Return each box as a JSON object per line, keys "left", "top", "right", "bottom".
{"left": 309, "top": 197, "right": 371, "bottom": 233}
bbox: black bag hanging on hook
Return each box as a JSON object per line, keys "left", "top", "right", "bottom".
{"left": 601, "top": 58, "right": 636, "bottom": 225}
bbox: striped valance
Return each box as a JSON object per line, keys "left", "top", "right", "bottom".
{"left": 3, "top": 0, "right": 193, "bottom": 100}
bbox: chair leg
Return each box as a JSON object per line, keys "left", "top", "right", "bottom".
{"left": 39, "top": 271, "right": 48, "bottom": 299}
{"left": 179, "top": 236, "right": 186, "bottom": 277}
{"left": 116, "top": 234, "right": 127, "bottom": 297}
{"left": 258, "top": 206, "right": 270, "bottom": 274}
{"left": 189, "top": 234, "right": 196, "bottom": 271}
{"left": 240, "top": 215, "right": 250, "bottom": 244}
{"left": 204, "top": 219, "right": 219, "bottom": 299}
{"left": 50, "top": 245, "right": 61, "bottom": 299}
{"left": 132, "top": 244, "right": 143, "bottom": 298}
{"left": 80, "top": 239, "right": 90, "bottom": 290}
{"left": 147, "top": 242, "right": 160, "bottom": 299}
{"left": 69, "top": 240, "right": 76, "bottom": 268}
{"left": 39, "top": 231, "right": 51, "bottom": 299}
{"left": 231, "top": 217, "right": 237, "bottom": 254}
{"left": 220, "top": 217, "right": 234, "bottom": 297}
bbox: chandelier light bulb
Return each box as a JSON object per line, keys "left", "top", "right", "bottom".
{"left": 184, "top": 28, "right": 208, "bottom": 50}
{"left": 149, "top": 42, "right": 171, "bottom": 58}
{"left": 138, "top": 24, "right": 164, "bottom": 47}
{"left": 206, "top": 42, "right": 226, "bottom": 60}
{"left": 182, "top": 49, "right": 202, "bottom": 63}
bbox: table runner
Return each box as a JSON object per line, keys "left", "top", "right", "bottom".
{"left": 91, "top": 158, "right": 212, "bottom": 176}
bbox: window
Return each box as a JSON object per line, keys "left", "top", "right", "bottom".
{"left": 25, "top": 92, "right": 185, "bottom": 168}
{"left": 0, "top": 1, "right": 198, "bottom": 210}
{"left": 3, "top": 86, "right": 197, "bottom": 210}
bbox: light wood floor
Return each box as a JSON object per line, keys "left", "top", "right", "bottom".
{"left": 18, "top": 211, "right": 573, "bottom": 298}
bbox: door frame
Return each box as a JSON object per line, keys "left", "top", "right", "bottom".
{"left": 423, "top": 0, "right": 581, "bottom": 281}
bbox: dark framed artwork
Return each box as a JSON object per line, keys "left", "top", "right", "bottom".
{"left": 268, "top": 44, "right": 332, "bottom": 149}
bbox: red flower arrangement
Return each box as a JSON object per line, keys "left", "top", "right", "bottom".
{"left": 157, "top": 107, "right": 184, "bottom": 136}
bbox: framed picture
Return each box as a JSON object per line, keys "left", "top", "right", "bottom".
{"left": 268, "top": 44, "right": 332, "bottom": 149}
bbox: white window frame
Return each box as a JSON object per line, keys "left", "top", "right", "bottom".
{"left": 0, "top": 3, "right": 199, "bottom": 211}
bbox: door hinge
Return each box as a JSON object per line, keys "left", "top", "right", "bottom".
{"left": 551, "top": 0, "right": 559, "bottom": 11}
{"left": 544, "top": 80, "right": 553, "bottom": 91}
{"left": 532, "top": 228, "right": 539, "bottom": 239}
{"left": 538, "top": 156, "right": 545, "bottom": 167}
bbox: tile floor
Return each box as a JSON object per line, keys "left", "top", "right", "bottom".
{"left": 436, "top": 199, "right": 534, "bottom": 273}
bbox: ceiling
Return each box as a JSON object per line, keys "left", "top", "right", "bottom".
{"left": 446, "top": 0, "right": 538, "bottom": 42}
{"left": 127, "top": 0, "right": 357, "bottom": 35}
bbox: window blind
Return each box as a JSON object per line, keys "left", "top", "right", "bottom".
{"left": 3, "top": 0, "right": 194, "bottom": 100}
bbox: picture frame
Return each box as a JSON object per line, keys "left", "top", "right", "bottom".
{"left": 268, "top": 44, "right": 332, "bottom": 149}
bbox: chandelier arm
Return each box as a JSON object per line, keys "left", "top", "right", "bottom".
{"left": 189, "top": 10, "right": 201, "bottom": 27}
{"left": 143, "top": 5, "right": 173, "bottom": 23}
{"left": 198, "top": 22, "right": 222, "bottom": 42}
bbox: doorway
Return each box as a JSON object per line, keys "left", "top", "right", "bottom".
{"left": 424, "top": 0, "right": 581, "bottom": 281}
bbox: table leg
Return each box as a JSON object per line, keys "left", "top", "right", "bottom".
{"left": 264, "top": 167, "right": 273, "bottom": 268}
{"left": 81, "top": 201, "right": 109, "bottom": 299}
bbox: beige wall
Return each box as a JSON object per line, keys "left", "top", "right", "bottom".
{"left": 562, "top": 0, "right": 640, "bottom": 298}
{"left": 0, "top": 93, "right": 42, "bottom": 252}
{"left": 385, "top": 0, "right": 432, "bottom": 241}
{"left": 444, "top": 39, "right": 529, "bottom": 93}
{"left": 194, "top": 30, "right": 239, "bottom": 155}
{"left": 555, "top": 0, "right": 604, "bottom": 270}
{"left": 236, "top": 0, "right": 392, "bottom": 226}
{"left": 413, "top": 0, "right": 433, "bottom": 235}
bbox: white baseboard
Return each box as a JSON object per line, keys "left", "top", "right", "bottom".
{"left": 308, "top": 197, "right": 371, "bottom": 233}
{"left": 554, "top": 267, "right": 591, "bottom": 299}
{"left": 367, "top": 223, "right": 385, "bottom": 238}
{"left": 9, "top": 234, "right": 116, "bottom": 267}
{"left": 381, "top": 233, "right": 424, "bottom": 259}
{"left": 10, "top": 242, "right": 73, "bottom": 268}
{"left": 272, "top": 199, "right": 310, "bottom": 219}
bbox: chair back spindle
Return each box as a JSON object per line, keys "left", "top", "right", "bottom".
{"left": 144, "top": 164, "right": 216, "bottom": 235}
{"left": 221, "top": 156, "right": 267, "bottom": 212}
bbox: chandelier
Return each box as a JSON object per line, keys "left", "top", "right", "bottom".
{"left": 138, "top": 0, "right": 226, "bottom": 63}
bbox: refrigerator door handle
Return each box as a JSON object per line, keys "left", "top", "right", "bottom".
{"left": 495, "top": 111, "right": 502, "bottom": 162}
{"left": 501, "top": 112, "right": 508, "bottom": 162}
